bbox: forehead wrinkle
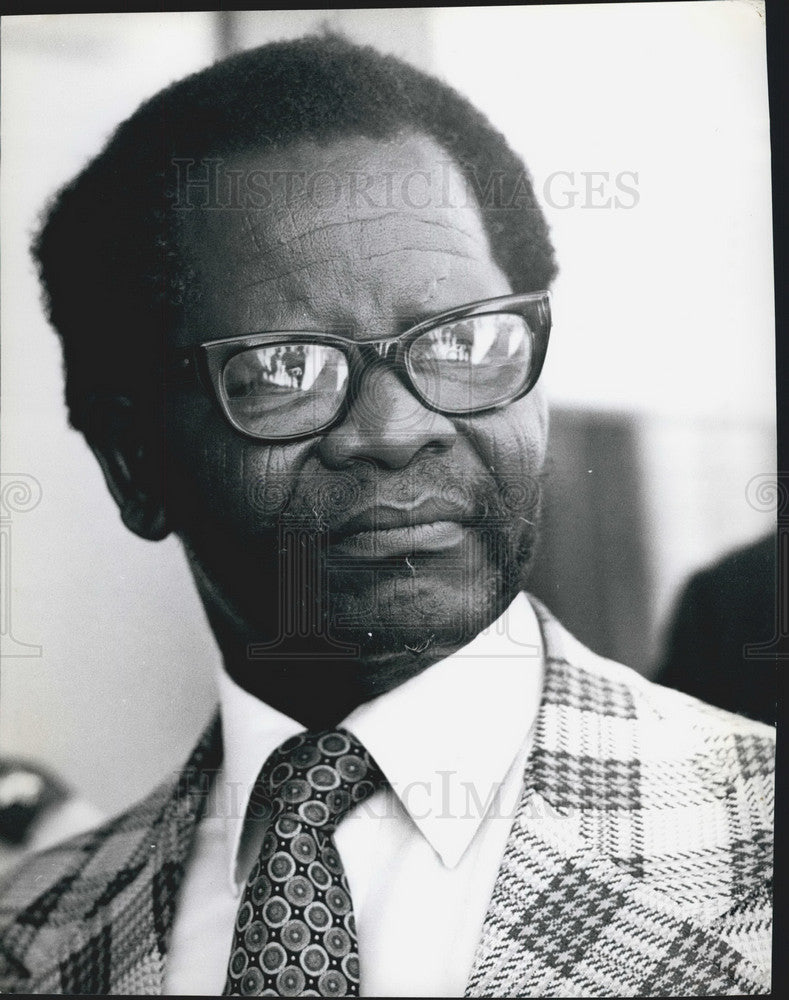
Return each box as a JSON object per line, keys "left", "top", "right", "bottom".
{"left": 241, "top": 293, "right": 318, "bottom": 325}
{"left": 244, "top": 210, "right": 407, "bottom": 251}
{"left": 259, "top": 247, "right": 457, "bottom": 322}
{"left": 243, "top": 203, "right": 489, "bottom": 259}
{"left": 219, "top": 130, "right": 490, "bottom": 250}
{"left": 248, "top": 209, "right": 487, "bottom": 252}
{"left": 234, "top": 221, "right": 489, "bottom": 291}
{"left": 182, "top": 136, "right": 514, "bottom": 344}
{"left": 239, "top": 236, "right": 502, "bottom": 333}
{"left": 240, "top": 255, "right": 352, "bottom": 291}
{"left": 352, "top": 213, "right": 490, "bottom": 261}
{"left": 363, "top": 245, "right": 479, "bottom": 264}
{"left": 395, "top": 213, "right": 489, "bottom": 251}
{"left": 241, "top": 209, "right": 265, "bottom": 255}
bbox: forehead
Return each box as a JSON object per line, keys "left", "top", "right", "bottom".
{"left": 174, "top": 133, "right": 509, "bottom": 345}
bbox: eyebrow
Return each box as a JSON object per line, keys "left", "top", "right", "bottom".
{"left": 224, "top": 292, "right": 477, "bottom": 339}
{"left": 277, "top": 305, "right": 471, "bottom": 340}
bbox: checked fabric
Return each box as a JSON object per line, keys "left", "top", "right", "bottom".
{"left": 223, "top": 729, "right": 385, "bottom": 997}
{"left": 0, "top": 602, "right": 774, "bottom": 996}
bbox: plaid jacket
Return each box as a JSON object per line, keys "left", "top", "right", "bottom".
{"left": 0, "top": 601, "right": 774, "bottom": 996}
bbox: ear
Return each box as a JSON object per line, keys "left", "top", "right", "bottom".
{"left": 83, "top": 394, "right": 170, "bottom": 542}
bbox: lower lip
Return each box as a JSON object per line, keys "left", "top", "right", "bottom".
{"left": 331, "top": 520, "right": 467, "bottom": 558}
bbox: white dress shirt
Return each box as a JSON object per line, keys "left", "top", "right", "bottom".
{"left": 164, "top": 592, "right": 544, "bottom": 997}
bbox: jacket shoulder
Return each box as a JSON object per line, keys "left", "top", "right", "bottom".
{"left": 532, "top": 594, "right": 775, "bottom": 743}
{"left": 530, "top": 595, "right": 775, "bottom": 837}
{"left": 0, "top": 775, "right": 174, "bottom": 930}
{"left": 0, "top": 717, "right": 220, "bottom": 994}
{"left": 473, "top": 598, "right": 775, "bottom": 997}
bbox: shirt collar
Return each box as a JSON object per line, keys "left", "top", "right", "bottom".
{"left": 218, "top": 591, "right": 543, "bottom": 889}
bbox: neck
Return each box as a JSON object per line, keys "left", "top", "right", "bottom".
{"left": 217, "top": 632, "right": 457, "bottom": 729}
{"left": 184, "top": 534, "right": 512, "bottom": 727}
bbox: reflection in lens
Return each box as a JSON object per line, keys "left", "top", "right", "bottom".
{"left": 408, "top": 313, "right": 533, "bottom": 410}
{"left": 222, "top": 344, "right": 348, "bottom": 436}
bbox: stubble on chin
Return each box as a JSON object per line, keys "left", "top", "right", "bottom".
{"left": 179, "top": 457, "right": 544, "bottom": 665}
{"left": 300, "top": 463, "right": 544, "bottom": 661}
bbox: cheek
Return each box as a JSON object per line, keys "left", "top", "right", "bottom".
{"left": 455, "top": 388, "right": 548, "bottom": 483}
{"left": 165, "top": 391, "right": 313, "bottom": 536}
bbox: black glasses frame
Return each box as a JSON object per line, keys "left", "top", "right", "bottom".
{"left": 166, "top": 291, "right": 551, "bottom": 442}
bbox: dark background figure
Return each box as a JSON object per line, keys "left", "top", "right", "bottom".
{"left": 271, "top": 346, "right": 282, "bottom": 378}
{"left": 0, "top": 758, "right": 66, "bottom": 851}
{"left": 452, "top": 321, "right": 473, "bottom": 362}
{"left": 282, "top": 345, "right": 305, "bottom": 389}
{"left": 0, "top": 759, "right": 103, "bottom": 879}
{"left": 653, "top": 532, "right": 777, "bottom": 725}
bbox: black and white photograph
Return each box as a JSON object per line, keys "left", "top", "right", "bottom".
{"left": 0, "top": 5, "right": 778, "bottom": 996}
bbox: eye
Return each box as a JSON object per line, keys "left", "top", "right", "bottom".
{"left": 407, "top": 313, "right": 534, "bottom": 410}
{"left": 222, "top": 344, "right": 349, "bottom": 435}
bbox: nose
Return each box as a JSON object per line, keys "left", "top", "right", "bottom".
{"left": 317, "top": 364, "right": 457, "bottom": 469}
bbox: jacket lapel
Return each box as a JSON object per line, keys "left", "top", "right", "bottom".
{"left": 3, "top": 606, "right": 771, "bottom": 996}
{"left": 465, "top": 599, "right": 771, "bottom": 997}
{"left": 1, "top": 715, "right": 222, "bottom": 995}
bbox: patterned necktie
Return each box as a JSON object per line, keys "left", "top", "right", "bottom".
{"left": 224, "top": 729, "right": 385, "bottom": 997}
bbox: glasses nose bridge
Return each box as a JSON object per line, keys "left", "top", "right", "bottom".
{"left": 356, "top": 338, "right": 400, "bottom": 362}
{"left": 344, "top": 337, "right": 410, "bottom": 417}
{"left": 349, "top": 338, "right": 404, "bottom": 387}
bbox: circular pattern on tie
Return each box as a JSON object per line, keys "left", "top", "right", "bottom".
{"left": 282, "top": 780, "right": 311, "bottom": 805}
{"left": 263, "top": 897, "right": 290, "bottom": 928}
{"left": 236, "top": 901, "right": 254, "bottom": 932}
{"left": 284, "top": 876, "right": 314, "bottom": 908}
{"left": 275, "top": 815, "right": 301, "bottom": 839}
{"left": 307, "top": 863, "right": 331, "bottom": 891}
{"left": 230, "top": 948, "right": 249, "bottom": 978}
{"left": 323, "top": 927, "right": 350, "bottom": 958}
{"left": 261, "top": 943, "right": 287, "bottom": 974}
{"left": 240, "top": 967, "right": 265, "bottom": 994}
{"left": 299, "top": 800, "right": 330, "bottom": 827}
{"left": 260, "top": 832, "right": 277, "bottom": 862}
{"left": 290, "top": 744, "right": 321, "bottom": 769}
{"left": 269, "top": 853, "right": 297, "bottom": 882}
{"left": 250, "top": 876, "right": 272, "bottom": 908}
{"left": 270, "top": 763, "right": 293, "bottom": 788}
{"left": 318, "top": 970, "right": 348, "bottom": 996}
{"left": 321, "top": 848, "right": 342, "bottom": 876}
{"left": 223, "top": 728, "right": 384, "bottom": 997}
{"left": 317, "top": 733, "right": 350, "bottom": 756}
{"left": 277, "top": 966, "right": 306, "bottom": 996}
{"left": 308, "top": 765, "right": 340, "bottom": 791}
{"left": 336, "top": 756, "right": 365, "bottom": 782}
{"left": 292, "top": 834, "right": 317, "bottom": 865}
{"left": 245, "top": 922, "right": 268, "bottom": 953}
{"left": 282, "top": 919, "right": 310, "bottom": 952}
{"left": 304, "top": 901, "right": 331, "bottom": 931}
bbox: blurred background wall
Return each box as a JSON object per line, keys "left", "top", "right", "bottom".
{"left": 0, "top": 5, "right": 776, "bottom": 820}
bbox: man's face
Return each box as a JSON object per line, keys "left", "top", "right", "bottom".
{"left": 165, "top": 133, "right": 548, "bottom": 675}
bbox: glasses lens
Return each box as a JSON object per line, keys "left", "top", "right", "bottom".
{"left": 222, "top": 343, "right": 349, "bottom": 437}
{"left": 407, "top": 313, "right": 534, "bottom": 411}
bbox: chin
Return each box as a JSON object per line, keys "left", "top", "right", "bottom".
{"left": 326, "top": 558, "right": 517, "bottom": 660}
{"left": 189, "top": 512, "right": 540, "bottom": 664}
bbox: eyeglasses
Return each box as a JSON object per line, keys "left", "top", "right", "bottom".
{"left": 167, "top": 291, "right": 551, "bottom": 442}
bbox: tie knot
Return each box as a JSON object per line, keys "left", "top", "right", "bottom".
{"left": 257, "top": 728, "right": 384, "bottom": 830}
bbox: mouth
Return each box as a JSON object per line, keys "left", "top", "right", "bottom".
{"left": 330, "top": 519, "right": 467, "bottom": 558}
{"left": 329, "top": 499, "right": 472, "bottom": 559}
